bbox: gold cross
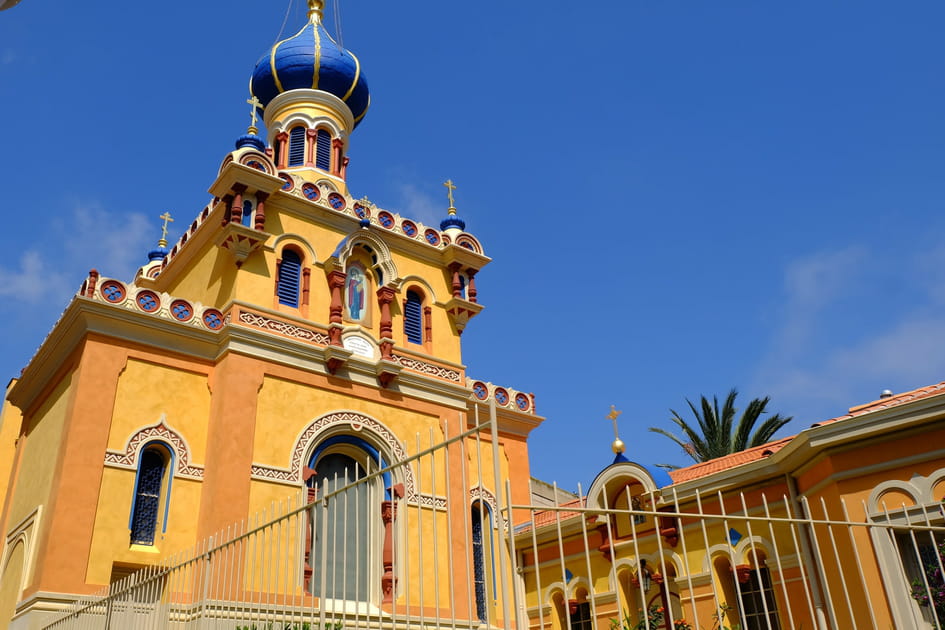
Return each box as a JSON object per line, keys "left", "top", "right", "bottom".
{"left": 443, "top": 179, "right": 457, "bottom": 212}
{"left": 159, "top": 212, "right": 174, "bottom": 245}
{"left": 246, "top": 96, "right": 262, "bottom": 129}
{"left": 607, "top": 405, "right": 622, "bottom": 440}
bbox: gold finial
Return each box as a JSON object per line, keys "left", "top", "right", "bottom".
{"left": 246, "top": 95, "right": 262, "bottom": 134}
{"left": 607, "top": 405, "right": 626, "bottom": 455}
{"left": 307, "top": 0, "right": 324, "bottom": 22}
{"left": 443, "top": 179, "right": 457, "bottom": 215}
{"left": 158, "top": 212, "right": 174, "bottom": 248}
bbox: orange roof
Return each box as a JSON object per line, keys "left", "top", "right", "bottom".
{"left": 516, "top": 497, "right": 584, "bottom": 533}
{"left": 669, "top": 380, "right": 945, "bottom": 484}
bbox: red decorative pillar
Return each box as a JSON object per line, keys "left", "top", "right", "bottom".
{"left": 306, "top": 129, "right": 317, "bottom": 166}
{"left": 331, "top": 138, "right": 344, "bottom": 176}
{"left": 326, "top": 269, "right": 346, "bottom": 346}
{"left": 275, "top": 132, "right": 288, "bottom": 168}
{"left": 340, "top": 156, "right": 350, "bottom": 180}
{"left": 274, "top": 258, "right": 282, "bottom": 298}
{"left": 86, "top": 269, "right": 99, "bottom": 298}
{"left": 467, "top": 269, "right": 478, "bottom": 303}
{"left": 381, "top": 484, "right": 403, "bottom": 603}
{"left": 220, "top": 195, "right": 234, "bottom": 227}
{"left": 377, "top": 286, "right": 396, "bottom": 360}
{"left": 302, "top": 267, "right": 311, "bottom": 307}
{"left": 423, "top": 306, "right": 432, "bottom": 344}
{"left": 230, "top": 185, "right": 246, "bottom": 224}
{"left": 449, "top": 263, "right": 462, "bottom": 298}
{"left": 254, "top": 192, "right": 268, "bottom": 231}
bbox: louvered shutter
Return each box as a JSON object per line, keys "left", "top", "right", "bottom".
{"left": 130, "top": 450, "right": 166, "bottom": 545}
{"left": 277, "top": 250, "right": 302, "bottom": 307}
{"left": 288, "top": 127, "right": 306, "bottom": 166}
{"left": 405, "top": 290, "right": 423, "bottom": 344}
{"left": 316, "top": 129, "right": 332, "bottom": 170}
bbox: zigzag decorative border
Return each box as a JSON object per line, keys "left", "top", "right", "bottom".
{"left": 391, "top": 354, "right": 461, "bottom": 383}
{"left": 104, "top": 417, "right": 204, "bottom": 479}
{"left": 470, "top": 486, "right": 507, "bottom": 530}
{"left": 238, "top": 312, "right": 331, "bottom": 345}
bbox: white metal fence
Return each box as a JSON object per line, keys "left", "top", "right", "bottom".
{"left": 42, "top": 415, "right": 945, "bottom": 630}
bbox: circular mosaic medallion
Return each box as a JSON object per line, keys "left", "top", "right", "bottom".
{"left": 401, "top": 220, "right": 418, "bottom": 237}
{"left": 493, "top": 387, "right": 510, "bottom": 406}
{"left": 515, "top": 393, "right": 530, "bottom": 411}
{"left": 424, "top": 229, "right": 441, "bottom": 246}
{"left": 378, "top": 211, "right": 395, "bottom": 229}
{"left": 441, "top": 234, "right": 451, "bottom": 245}
{"left": 472, "top": 382, "right": 488, "bottom": 400}
{"left": 101, "top": 281, "right": 126, "bottom": 303}
{"left": 136, "top": 290, "right": 160, "bottom": 313}
{"left": 328, "top": 192, "right": 346, "bottom": 210}
{"left": 301, "top": 183, "right": 319, "bottom": 201}
{"left": 203, "top": 309, "right": 225, "bottom": 330}
{"left": 279, "top": 173, "right": 294, "bottom": 191}
{"left": 354, "top": 204, "right": 370, "bottom": 219}
{"left": 170, "top": 299, "right": 194, "bottom": 322}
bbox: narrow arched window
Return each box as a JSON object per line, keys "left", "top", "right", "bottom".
{"left": 277, "top": 249, "right": 302, "bottom": 307}
{"left": 472, "top": 501, "right": 496, "bottom": 624}
{"left": 130, "top": 447, "right": 169, "bottom": 546}
{"left": 405, "top": 290, "right": 423, "bottom": 344}
{"left": 288, "top": 126, "right": 306, "bottom": 167}
{"left": 315, "top": 129, "right": 332, "bottom": 170}
{"left": 241, "top": 199, "right": 253, "bottom": 227}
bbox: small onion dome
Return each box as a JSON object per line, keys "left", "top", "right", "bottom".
{"left": 236, "top": 132, "right": 266, "bottom": 152}
{"left": 250, "top": 13, "right": 370, "bottom": 128}
{"left": 147, "top": 245, "right": 169, "bottom": 262}
{"left": 440, "top": 214, "right": 466, "bottom": 231}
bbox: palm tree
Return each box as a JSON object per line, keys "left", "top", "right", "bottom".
{"left": 649, "top": 389, "right": 792, "bottom": 468}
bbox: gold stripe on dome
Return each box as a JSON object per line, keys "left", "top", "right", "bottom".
{"left": 341, "top": 51, "right": 361, "bottom": 102}
{"left": 353, "top": 94, "right": 370, "bottom": 124}
{"left": 271, "top": 24, "right": 309, "bottom": 94}
{"left": 312, "top": 23, "right": 321, "bottom": 89}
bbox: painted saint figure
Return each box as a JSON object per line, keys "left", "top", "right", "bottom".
{"left": 346, "top": 265, "right": 366, "bottom": 320}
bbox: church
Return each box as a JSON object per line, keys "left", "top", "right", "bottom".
{"left": 1, "top": 1, "right": 944, "bottom": 629}
{"left": 0, "top": 0, "right": 541, "bottom": 626}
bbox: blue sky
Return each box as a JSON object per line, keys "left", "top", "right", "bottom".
{"left": 1, "top": 1, "right": 943, "bottom": 492}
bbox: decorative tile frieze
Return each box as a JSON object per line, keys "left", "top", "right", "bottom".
{"left": 391, "top": 354, "right": 461, "bottom": 383}
{"left": 237, "top": 311, "right": 331, "bottom": 345}
{"left": 104, "top": 417, "right": 204, "bottom": 480}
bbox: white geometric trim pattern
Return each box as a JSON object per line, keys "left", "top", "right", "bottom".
{"left": 238, "top": 311, "right": 331, "bottom": 345}
{"left": 391, "top": 354, "right": 461, "bottom": 382}
{"left": 104, "top": 416, "right": 204, "bottom": 479}
{"left": 470, "top": 486, "right": 507, "bottom": 530}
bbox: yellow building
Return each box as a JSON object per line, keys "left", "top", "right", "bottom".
{"left": 517, "top": 386, "right": 945, "bottom": 630}
{"left": 0, "top": 1, "right": 541, "bottom": 627}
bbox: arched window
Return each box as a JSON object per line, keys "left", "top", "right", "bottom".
{"left": 307, "top": 436, "right": 388, "bottom": 603}
{"left": 315, "top": 129, "right": 332, "bottom": 170}
{"left": 277, "top": 249, "right": 302, "bottom": 307}
{"left": 241, "top": 199, "right": 253, "bottom": 227}
{"left": 129, "top": 444, "right": 172, "bottom": 546}
{"left": 472, "top": 500, "right": 496, "bottom": 624}
{"left": 404, "top": 290, "right": 423, "bottom": 344}
{"left": 288, "top": 126, "right": 306, "bottom": 167}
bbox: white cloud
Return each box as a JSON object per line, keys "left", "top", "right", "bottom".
{"left": 395, "top": 183, "right": 442, "bottom": 226}
{"left": 752, "top": 244, "right": 945, "bottom": 423}
{"left": 0, "top": 202, "right": 151, "bottom": 306}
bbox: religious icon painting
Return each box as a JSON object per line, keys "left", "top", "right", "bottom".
{"left": 345, "top": 264, "right": 368, "bottom": 322}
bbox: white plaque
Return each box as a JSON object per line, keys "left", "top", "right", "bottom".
{"left": 343, "top": 335, "right": 374, "bottom": 358}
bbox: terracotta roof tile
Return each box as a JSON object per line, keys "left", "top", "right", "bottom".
{"left": 516, "top": 497, "right": 584, "bottom": 533}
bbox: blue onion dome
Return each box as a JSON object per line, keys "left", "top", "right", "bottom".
{"left": 235, "top": 132, "right": 266, "bottom": 152}
{"left": 147, "top": 245, "right": 169, "bottom": 262}
{"left": 250, "top": 1, "right": 370, "bottom": 128}
{"left": 440, "top": 214, "right": 466, "bottom": 231}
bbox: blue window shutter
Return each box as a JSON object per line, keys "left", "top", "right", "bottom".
{"left": 241, "top": 200, "right": 253, "bottom": 227}
{"left": 277, "top": 250, "right": 302, "bottom": 307}
{"left": 130, "top": 450, "right": 166, "bottom": 545}
{"left": 405, "top": 291, "right": 423, "bottom": 344}
{"left": 316, "top": 129, "right": 332, "bottom": 170}
{"left": 288, "top": 127, "right": 306, "bottom": 166}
